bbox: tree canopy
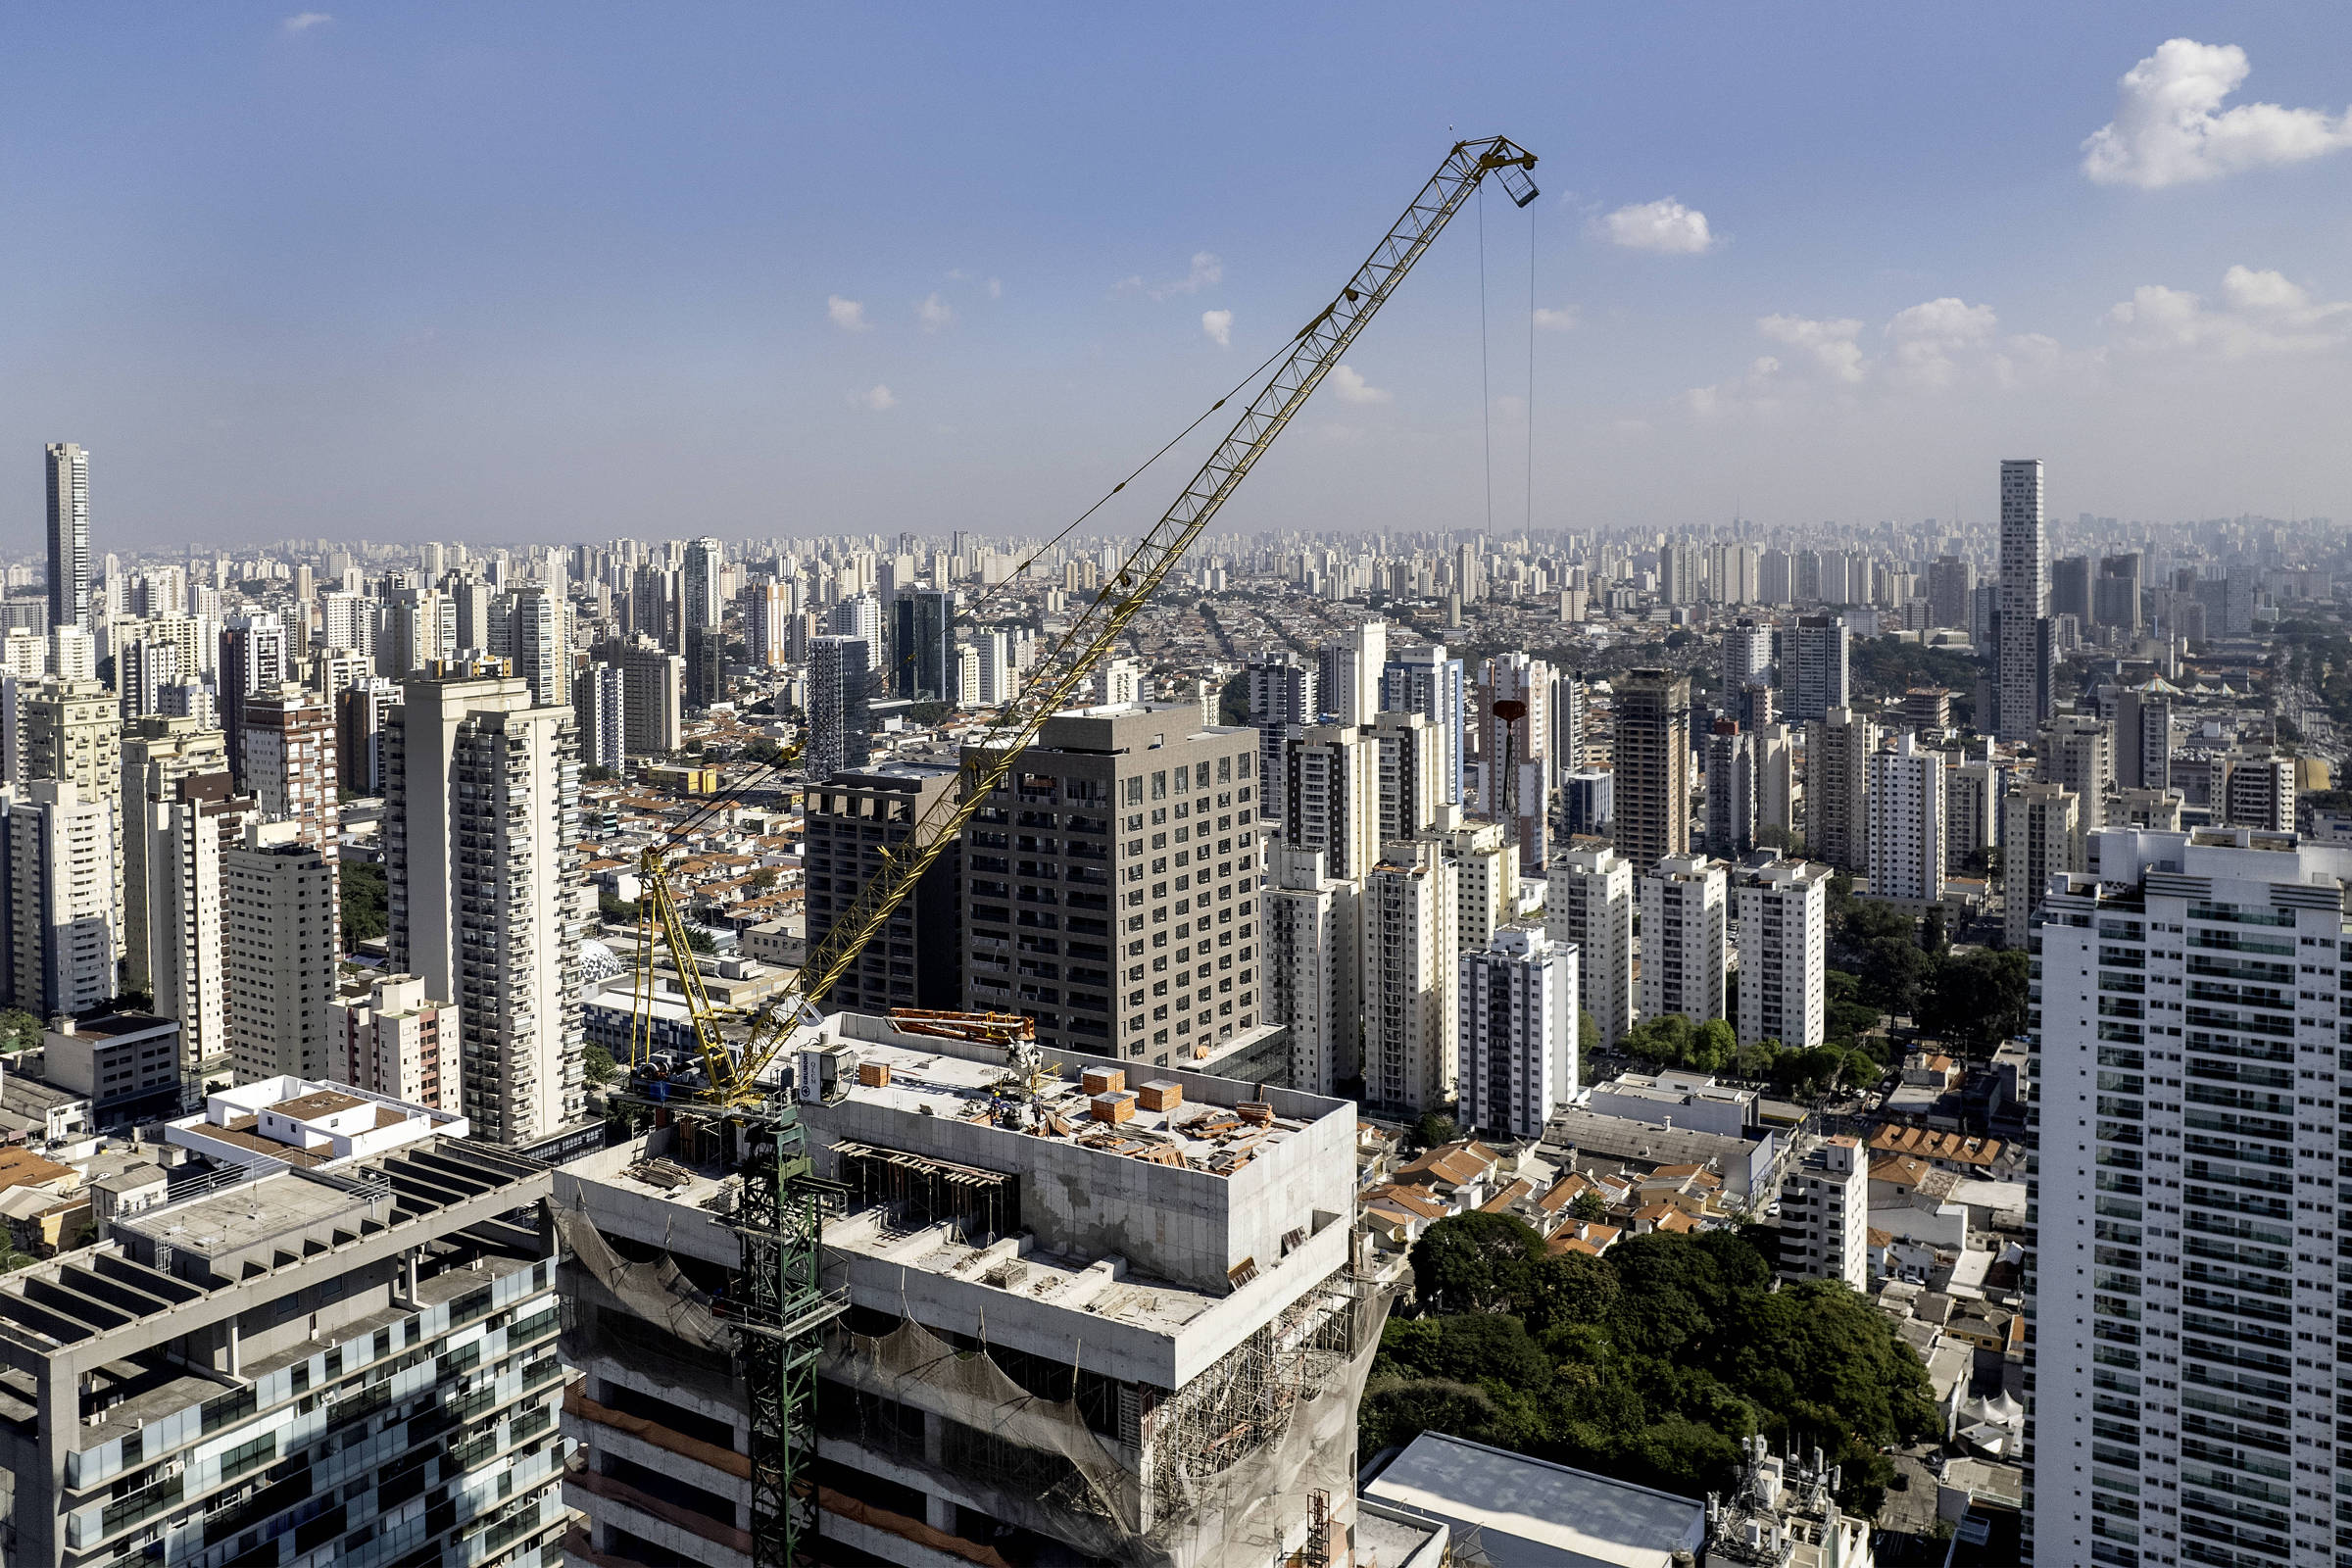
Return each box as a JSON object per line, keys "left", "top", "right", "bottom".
{"left": 1372, "top": 1217, "right": 1934, "bottom": 1511}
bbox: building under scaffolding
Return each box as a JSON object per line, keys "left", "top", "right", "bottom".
{"left": 554, "top": 1009, "right": 1373, "bottom": 1568}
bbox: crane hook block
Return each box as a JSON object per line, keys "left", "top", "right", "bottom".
{"left": 1497, "top": 163, "right": 1540, "bottom": 208}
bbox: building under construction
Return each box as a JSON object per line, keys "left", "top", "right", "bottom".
{"left": 558, "top": 1009, "right": 1375, "bottom": 1568}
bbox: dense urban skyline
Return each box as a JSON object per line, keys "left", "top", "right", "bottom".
{"left": 3, "top": 7, "right": 2348, "bottom": 548}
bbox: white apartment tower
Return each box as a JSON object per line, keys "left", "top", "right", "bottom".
{"left": 1360, "top": 838, "right": 1458, "bottom": 1115}
{"left": 1262, "top": 844, "right": 1358, "bottom": 1095}
{"left": 224, "top": 818, "right": 342, "bottom": 1083}
{"left": 1777, "top": 1135, "right": 1868, "bottom": 1290}
{"left": 1640, "top": 854, "right": 1728, "bottom": 1024}
{"left": 1867, "top": 731, "right": 1947, "bottom": 906}
{"left": 2002, "top": 781, "right": 2081, "bottom": 950}
{"left": 1547, "top": 842, "right": 1635, "bottom": 1050}
{"left": 1997, "top": 458, "right": 2050, "bottom": 741}
{"left": 1733, "top": 857, "right": 1830, "bottom": 1050}
{"left": 44, "top": 442, "right": 91, "bottom": 635}
{"left": 1316, "top": 617, "right": 1388, "bottom": 725}
{"left": 0, "top": 779, "right": 118, "bottom": 1018}
{"left": 1367, "top": 710, "right": 1440, "bottom": 843}
{"left": 120, "top": 716, "right": 227, "bottom": 995}
{"left": 146, "top": 777, "right": 251, "bottom": 1095}
{"left": 386, "top": 666, "right": 588, "bottom": 1147}
{"left": 2029, "top": 825, "right": 2352, "bottom": 1568}
{"left": 1456, "top": 924, "right": 1578, "bottom": 1140}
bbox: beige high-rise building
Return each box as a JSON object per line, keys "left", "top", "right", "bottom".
{"left": 1367, "top": 710, "right": 1440, "bottom": 844}
{"left": 1547, "top": 841, "right": 1635, "bottom": 1050}
{"left": 121, "top": 715, "right": 228, "bottom": 994}
{"left": 225, "top": 819, "right": 342, "bottom": 1083}
{"left": 1437, "top": 813, "right": 1515, "bottom": 955}
{"left": 1866, "top": 731, "right": 1946, "bottom": 907}
{"left": 15, "top": 677, "right": 123, "bottom": 963}
{"left": 2002, "top": 781, "right": 2082, "bottom": 949}
{"left": 387, "top": 664, "right": 588, "bottom": 1148}
{"left": 1803, "top": 707, "right": 1874, "bottom": 873}
{"left": 241, "top": 682, "right": 339, "bottom": 849}
{"left": 326, "top": 971, "right": 460, "bottom": 1109}
{"left": 1612, "top": 669, "right": 1690, "bottom": 873}
{"left": 1733, "top": 857, "right": 1830, "bottom": 1050}
{"left": 1361, "top": 837, "right": 1458, "bottom": 1116}
{"left": 1263, "top": 844, "right": 1357, "bottom": 1095}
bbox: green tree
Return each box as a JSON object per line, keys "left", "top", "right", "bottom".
{"left": 1569, "top": 1190, "right": 1608, "bottom": 1223}
{"left": 339, "top": 861, "right": 388, "bottom": 950}
{"left": 0, "top": 1009, "right": 42, "bottom": 1053}
{"left": 1409, "top": 1112, "right": 1459, "bottom": 1152}
{"left": 1920, "top": 946, "right": 2031, "bottom": 1053}
{"left": 584, "top": 1043, "right": 617, "bottom": 1086}
{"left": 1409, "top": 1212, "right": 1540, "bottom": 1315}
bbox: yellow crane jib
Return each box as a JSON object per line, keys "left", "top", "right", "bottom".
{"left": 627, "top": 134, "right": 1538, "bottom": 1114}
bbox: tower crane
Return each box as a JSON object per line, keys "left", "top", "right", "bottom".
{"left": 621, "top": 135, "right": 1537, "bottom": 1568}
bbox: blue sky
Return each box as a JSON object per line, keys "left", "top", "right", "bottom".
{"left": 4, "top": 3, "right": 2349, "bottom": 549}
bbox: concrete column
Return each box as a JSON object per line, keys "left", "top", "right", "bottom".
{"left": 224, "top": 1318, "right": 240, "bottom": 1378}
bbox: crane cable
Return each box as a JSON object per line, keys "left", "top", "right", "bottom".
{"left": 961, "top": 328, "right": 1304, "bottom": 631}
{"left": 1478, "top": 179, "right": 1494, "bottom": 536}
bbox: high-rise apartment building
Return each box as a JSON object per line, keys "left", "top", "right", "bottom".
{"left": 1997, "top": 458, "right": 2051, "bottom": 741}
{"left": 0, "top": 1095, "right": 566, "bottom": 1568}
{"left": 1788, "top": 614, "right": 1849, "bottom": 723}
{"left": 2114, "top": 683, "right": 2175, "bottom": 793}
{"left": 326, "top": 970, "right": 460, "bottom": 1108}
{"left": 1777, "top": 1134, "right": 1868, "bottom": 1290}
{"left": 224, "top": 817, "right": 342, "bottom": 1082}
{"left": 1248, "top": 651, "right": 1317, "bottom": 821}
{"left": 113, "top": 634, "right": 178, "bottom": 719}
{"left": 2041, "top": 713, "right": 2116, "bottom": 844}
{"left": 2029, "top": 826, "right": 2352, "bottom": 1568}
{"left": 240, "top": 683, "right": 339, "bottom": 849}
{"left": 1804, "top": 707, "right": 1874, "bottom": 874}
{"left": 217, "top": 612, "right": 290, "bottom": 784}
{"left": 1640, "top": 854, "right": 1728, "bottom": 1024}
{"left": 1705, "top": 717, "right": 1754, "bottom": 858}
{"left": 806, "top": 760, "right": 963, "bottom": 1014}
{"left": 1382, "top": 641, "right": 1464, "bottom": 807}
{"left": 1722, "top": 618, "right": 1773, "bottom": 694}
{"left": 1, "top": 779, "right": 120, "bottom": 1018}
{"left": 1613, "top": 669, "right": 1690, "bottom": 872}
{"left": 1263, "top": 843, "right": 1358, "bottom": 1094}
{"left": 1755, "top": 720, "right": 1795, "bottom": 841}
{"left": 1367, "top": 710, "right": 1441, "bottom": 845}
{"left": 386, "top": 665, "right": 588, "bottom": 1148}
{"left": 1867, "top": 731, "right": 1946, "bottom": 906}
{"left": 746, "top": 577, "right": 794, "bottom": 666}
{"left": 2221, "top": 750, "right": 2296, "bottom": 832}
{"left": 2000, "top": 781, "right": 2080, "bottom": 949}
{"left": 43, "top": 442, "right": 90, "bottom": 635}
{"left": 1945, "top": 748, "right": 2002, "bottom": 875}
{"left": 506, "top": 583, "right": 567, "bottom": 709}
{"left": 960, "top": 705, "right": 1261, "bottom": 1071}
{"left": 1733, "top": 856, "right": 1829, "bottom": 1050}
{"left": 1281, "top": 723, "right": 1376, "bottom": 882}
{"left": 1927, "top": 555, "right": 1974, "bottom": 630}
{"left": 14, "top": 677, "right": 123, "bottom": 971}
{"left": 2093, "top": 551, "right": 2143, "bottom": 635}
{"left": 1456, "top": 923, "right": 1578, "bottom": 1140}
{"left": 1475, "top": 652, "right": 1552, "bottom": 872}
{"left": 1312, "top": 617, "right": 1387, "bottom": 727}
{"left": 1437, "top": 815, "right": 1515, "bottom": 957}
{"left": 336, "top": 676, "right": 403, "bottom": 795}
{"left": 680, "top": 534, "right": 724, "bottom": 631}
{"left": 121, "top": 717, "right": 229, "bottom": 995}
{"left": 1547, "top": 842, "right": 1635, "bottom": 1050}
{"left": 593, "top": 637, "right": 684, "bottom": 758}
{"left": 1361, "top": 837, "right": 1458, "bottom": 1115}
{"left": 805, "top": 634, "right": 872, "bottom": 784}
{"left": 145, "top": 773, "right": 250, "bottom": 1097}
{"left": 892, "top": 587, "right": 955, "bottom": 701}
{"left": 571, "top": 662, "right": 625, "bottom": 772}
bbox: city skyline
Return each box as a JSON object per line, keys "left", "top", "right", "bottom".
{"left": 2, "top": 8, "right": 2347, "bottom": 549}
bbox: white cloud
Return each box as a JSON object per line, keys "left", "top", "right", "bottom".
{"left": 1200, "top": 310, "right": 1233, "bottom": 348}
{"left": 1327, "top": 365, "right": 1390, "bottom": 405}
{"left": 826, "top": 295, "right": 869, "bottom": 332}
{"left": 1885, "top": 297, "right": 1999, "bottom": 388}
{"left": 1596, "top": 198, "right": 1715, "bottom": 255}
{"left": 2082, "top": 38, "right": 2352, "bottom": 188}
{"left": 916, "top": 292, "right": 954, "bottom": 332}
{"left": 1532, "top": 306, "right": 1580, "bottom": 331}
{"left": 2107, "top": 265, "right": 2352, "bottom": 356}
{"left": 282, "top": 11, "right": 331, "bottom": 31}
{"left": 849, "top": 385, "right": 896, "bottom": 412}
{"left": 1120, "top": 251, "right": 1225, "bottom": 301}
{"left": 1757, "top": 314, "right": 1866, "bottom": 383}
